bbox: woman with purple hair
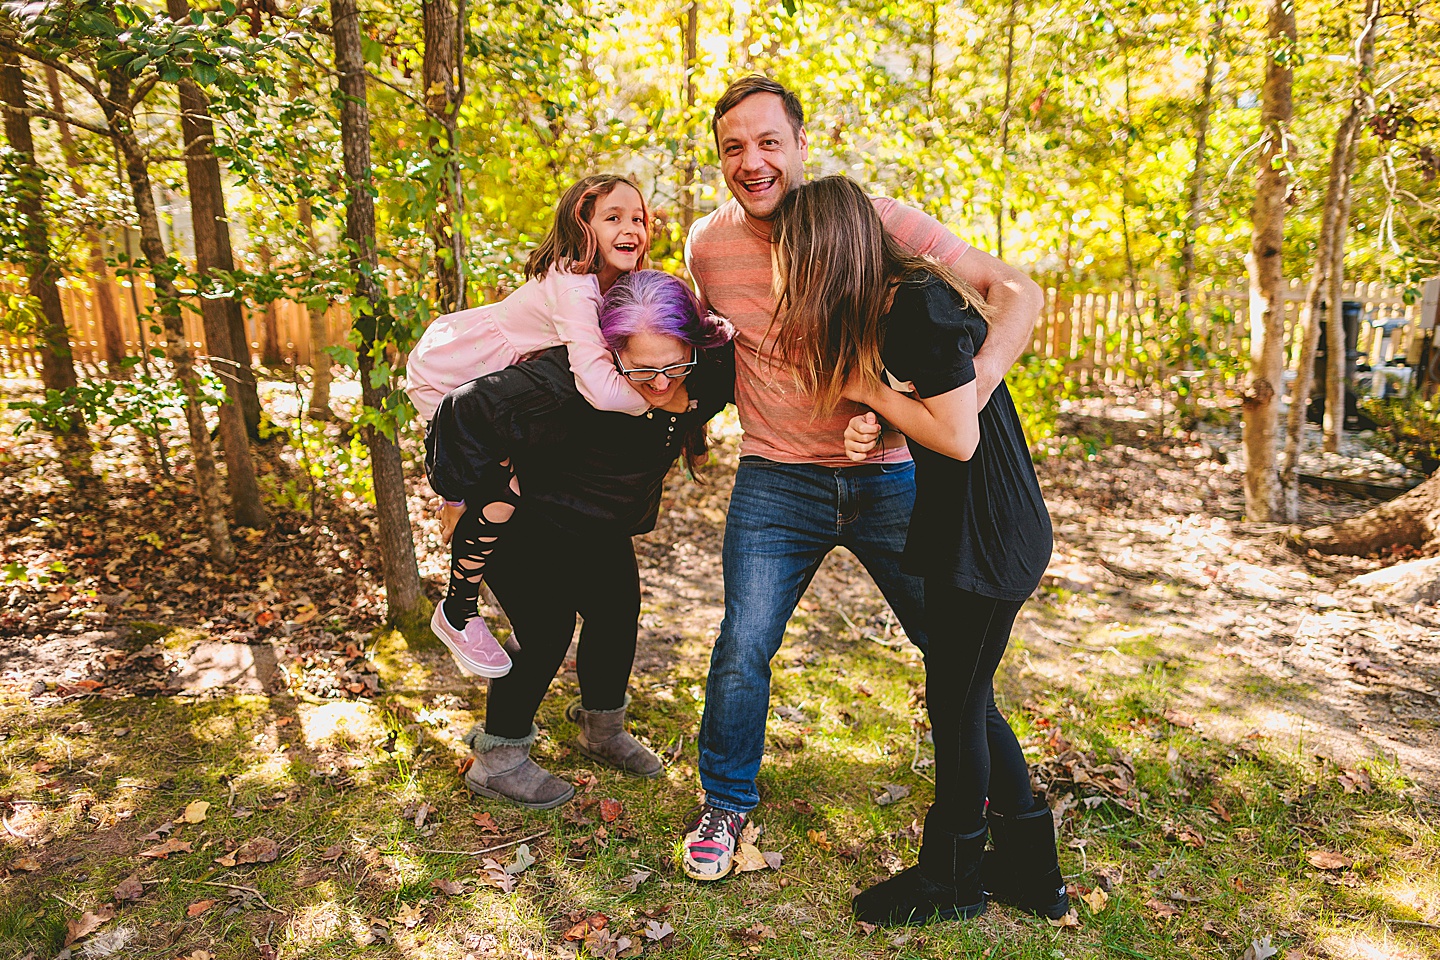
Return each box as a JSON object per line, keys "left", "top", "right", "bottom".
{"left": 426, "top": 270, "right": 734, "bottom": 808}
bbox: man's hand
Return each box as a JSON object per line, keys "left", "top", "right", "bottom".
{"left": 438, "top": 500, "right": 465, "bottom": 545}
{"left": 844, "top": 412, "right": 882, "bottom": 462}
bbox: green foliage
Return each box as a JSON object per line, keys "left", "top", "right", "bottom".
{"left": 1006, "top": 352, "right": 1076, "bottom": 457}
{"left": 1360, "top": 392, "right": 1440, "bottom": 475}
{"left": 6, "top": 362, "right": 224, "bottom": 443}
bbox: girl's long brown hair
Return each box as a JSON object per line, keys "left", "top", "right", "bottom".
{"left": 768, "top": 175, "right": 991, "bottom": 414}
{"left": 525, "top": 175, "right": 652, "bottom": 279}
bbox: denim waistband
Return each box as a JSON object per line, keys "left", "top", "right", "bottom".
{"left": 739, "top": 455, "right": 912, "bottom": 477}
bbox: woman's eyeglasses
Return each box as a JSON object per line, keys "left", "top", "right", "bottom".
{"left": 614, "top": 352, "right": 697, "bottom": 383}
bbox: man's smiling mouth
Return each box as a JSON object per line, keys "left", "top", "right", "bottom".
{"left": 741, "top": 176, "right": 777, "bottom": 194}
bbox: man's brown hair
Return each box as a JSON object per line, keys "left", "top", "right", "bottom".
{"left": 712, "top": 75, "right": 805, "bottom": 147}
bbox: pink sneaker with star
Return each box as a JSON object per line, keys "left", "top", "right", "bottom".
{"left": 430, "top": 604, "right": 512, "bottom": 678}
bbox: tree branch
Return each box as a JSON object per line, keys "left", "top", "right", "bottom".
{"left": 0, "top": 103, "right": 112, "bottom": 138}
{"left": 0, "top": 34, "right": 108, "bottom": 105}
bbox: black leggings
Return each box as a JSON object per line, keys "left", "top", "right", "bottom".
{"left": 442, "top": 461, "right": 522, "bottom": 628}
{"left": 483, "top": 510, "right": 641, "bottom": 740}
{"left": 924, "top": 583, "right": 1038, "bottom": 833}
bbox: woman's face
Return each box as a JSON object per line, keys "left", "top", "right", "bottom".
{"left": 588, "top": 183, "right": 647, "bottom": 279}
{"left": 615, "top": 331, "right": 693, "bottom": 408}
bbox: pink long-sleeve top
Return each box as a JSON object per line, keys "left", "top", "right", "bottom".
{"left": 405, "top": 266, "right": 651, "bottom": 423}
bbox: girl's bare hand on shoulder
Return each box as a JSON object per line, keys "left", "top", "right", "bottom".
{"left": 844, "top": 412, "right": 882, "bottom": 462}
{"left": 438, "top": 500, "right": 465, "bottom": 545}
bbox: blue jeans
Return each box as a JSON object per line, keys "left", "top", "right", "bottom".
{"left": 698, "top": 457, "right": 928, "bottom": 814}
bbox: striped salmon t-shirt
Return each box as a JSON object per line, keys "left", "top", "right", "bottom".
{"left": 684, "top": 195, "right": 972, "bottom": 466}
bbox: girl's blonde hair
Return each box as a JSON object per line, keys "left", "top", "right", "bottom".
{"left": 525, "top": 175, "right": 652, "bottom": 279}
{"left": 768, "top": 175, "right": 991, "bottom": 414}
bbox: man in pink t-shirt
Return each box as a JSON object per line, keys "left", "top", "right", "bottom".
{"left": 679, "top": 76, "right": 1044, "bottom": 881}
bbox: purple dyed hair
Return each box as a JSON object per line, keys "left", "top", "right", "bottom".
{"left": 597, "top": 270, "right": 733, "bottom": 354}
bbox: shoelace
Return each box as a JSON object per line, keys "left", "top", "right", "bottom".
{"left": 693, "top": 808, "right": 740, "bottom": 846}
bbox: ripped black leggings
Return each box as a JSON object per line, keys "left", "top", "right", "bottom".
{"left": 441, "top": 463, "right": 522, "bottom": 629}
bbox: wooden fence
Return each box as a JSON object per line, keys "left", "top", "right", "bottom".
{"left": 0, "top": 266, "right": 1426, "bottom": 389}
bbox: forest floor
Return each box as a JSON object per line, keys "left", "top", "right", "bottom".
{"left": 1, "top": 375, "right": 1438, "bottom": 960}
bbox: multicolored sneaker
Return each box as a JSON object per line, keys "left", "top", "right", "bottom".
{"left": 430, "top": 604, "right": 512, "bottom": 678}
{"left": 682, "top": 804, "right": 746, "bottom": 880}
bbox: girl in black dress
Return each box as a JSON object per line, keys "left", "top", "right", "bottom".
{"left": 769, "top": 176, "right": 1068, "bottom": 926}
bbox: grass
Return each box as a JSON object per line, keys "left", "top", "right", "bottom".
{"left": 2, "top": 605, "right": 1438, "bottom": 960}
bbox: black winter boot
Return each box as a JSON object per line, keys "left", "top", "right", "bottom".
{"left": 853, "top": 808, "right": 986, "bottom": 927}
{"left": 981, "top": 796, "right": 1069, "bottom": 919}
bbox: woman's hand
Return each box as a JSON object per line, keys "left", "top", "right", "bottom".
{"left": 438, "top": 500, "right": 465, "bottom": 545}
{"left": 844, "top": 412, "right": 882, "bottom": 462}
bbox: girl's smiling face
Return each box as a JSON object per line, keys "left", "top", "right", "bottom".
{"left": 589, "top": 182, "right": 648, "bottom": 288}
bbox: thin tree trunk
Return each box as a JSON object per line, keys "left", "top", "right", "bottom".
{"left": 1241, "top": 0, "right": 1295, "bottom": 522}
{"left": 1179, "top": 3, "right": 1224, "bottom": 310}
{"left": 257, "top": 243, "right": 284, "bottom": 367}
{"left": 43, "top": 66, "right": 129, "bottom": 379}
{"left": 297, "top": 197, "right": 335, "bottom": 420}
{"left": 166, "top": 0, "right": 269, "bottom": 529}
{"left": 995, "top": 0, "right": 1018, "bottom": 259}
{"left": 1, "top": 53, "right": 82, "bottom": 414}
{"left": 1324, "top": 0, "right": 1380, "bottom": 454}
{"left": 423, "top": 0, "right": 463, "bottom": 313}
{"left": 111, "top": 116, "right": 235, "bottom": 567}
{"left": 332, "top": 0, "right": 426, "bottom": 624}
{"left": 678, "top": 0, "right": 699, "bottom": 232}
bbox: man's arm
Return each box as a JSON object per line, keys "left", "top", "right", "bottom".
{"left": 879, "top": 198, "right": 1043, "bottom": 406}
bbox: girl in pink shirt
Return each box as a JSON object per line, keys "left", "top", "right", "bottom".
{"left": 407, "top": 175, "right": 654, "bottom": 678}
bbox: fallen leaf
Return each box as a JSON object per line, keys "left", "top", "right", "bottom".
{"left": 598, "top": 799, "right": 623, "bottom": 823}
{"left": 733, "top": 842, "right": 769, "bottom": 873}
{"left": 1145, "top": 897, "right": 1181, "bottom": 918}
{"left": 31, "top": 761, "right": 53, "bottom": 773}
{"left": 11, "top": 857, "right": 41, "bottom": 872}
{"left": 874, "top": 784, "right": 911, "bottom": 806}
{"left": 1177, "top": 826, "right": 1206, "bottom": 849}
{"left": 213, "top": 852, "right": 237, "bottom": 868}
{"left": 504, "top": 843, "right": 535, "bottom": 875}
{"left": 1242, "top": 935, "right": 1279, "bottom": 960}
{"left": 186, "top": 899, "right": 216, "bottom": 918}
{"left": 1162, "top": 708, "right": 1196, "bottom": 728}
{"left": 234, "top": 836, "right": 280, "bottom": 865}
{"left": 1093, "top": 866, "right": 1122, "bottom": 891}
{"left": 180, "top": 800, "right": 210, "bottom": 824}
{"left": 139, "top": 822, "right": 173, "bottom": 842}
{"left": 113, "top": 874, "right": 144, "bottom": 902}
{"left": 471, "top": 812, "right": 501, "bottom": 835}
{"left": 1081, "top": 887, "right": 1109, "bottom": 913}
{"left": 478, "top": 858, "right": 516, "bottom": 893}
{"left": 139, "top": 838, "right": 193, "bottom": 860}
{"left": 1306, "top": 850, "right": 1351, "bottom": 871}
{"left": 739, "top": 821, "right": 761, "bottom": 845}
{"left": 81, "top": 926, "right": 135, "bottom": 957}
{"left": 762, "top": 850, "right": 783, "bottom": 870}
{"left": 319, "top": 844, "right": 345, "bottom": 862}
{"left": 1208, "top": 798, "right": 1232, "bottom": 823}
{"left": 642, "top": 919, "right": 674, "bottom": 942}
{"left": 1048, "top": 907, "right": 1081, "bottom": 928}
{"left": 790, "top": 799, "right": 815, "bottom": 815}
{"left": 64, "top": 906, "right": 115, "bottom": 946}
{"left": 392, "top": 902, "right": 426, "bottom": 928}
{"left": 616, "top": 869, "right": 651, "bottom": 893}
{"left": 274, "top": 716, "right": 294, "bottom": 727}
{"left": 856, "top": 920, "right": 877, "bottom": 935}
{"left": 807, "top": 829, "right": 832, "bottom": 851}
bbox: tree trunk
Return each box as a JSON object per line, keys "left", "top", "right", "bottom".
{"left": 1241, "top": 0, "right": 1295, "bottom": 522}
{"left": 423, "top": 0, "right": 464, "bottom": 313}
{"left": 1, "top": 53, "right": 82, "bottom": 412}
{"left": 44, "top": 66, "right": 129, "bottom": 379}
{"left": 257, "top": 243, "right": 284, "bottom": 367}
{"left": 332, "top": 0, "right": 427, "bottom": 624}
{"left": 678, "top": 0, "right": 699, "bottom": 232}
{"left": 165, "top": 2, "right": 269, "bottom": 529}
{"left": 297, "top": 197, "right": 335, "bottom": 420}
{"left": 112, "top": 119, "right": 236, "bottom": 567}
{"left": 1303, "top": 469, "right": 1440, "bottom": 555}
{"left": 1322, "top": 1, "right": 1380, "bottom": 454}
{"left": 1178, "top": 2, "right": 1224, "bottom": 310}
{"left": 995, "top": 0, "right": 1018, "bottom": 259}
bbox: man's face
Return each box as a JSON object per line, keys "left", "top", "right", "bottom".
{"left": 716, "top": 92, "right": 808, "bottom": 221}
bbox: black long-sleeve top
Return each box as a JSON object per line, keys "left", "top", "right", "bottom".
{"left": 424, "top": 344, "right": 734, "bottom": 537}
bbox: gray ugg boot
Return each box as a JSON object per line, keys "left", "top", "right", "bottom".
{"left": 462, "top": 723, "right": 575, "bottom": 810}
{"left": 563, "top": 695, "right": 663, "bottom": 778}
